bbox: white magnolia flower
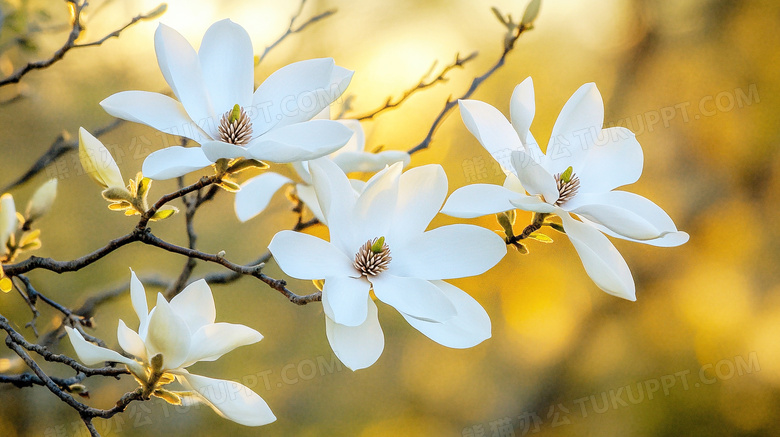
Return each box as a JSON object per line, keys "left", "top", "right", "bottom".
{"left": 442, "top": 78, "right": 689, "bottom": 301}
{"left": 100, "top": 19, "right": 355, "bottom": 180}
{"left": 65, "top": 271, "right": 275, "bottom": 426}
{"left": 269, "top": 159, "right": 505, "bottom": 370}
{"left": 234, "top": 114, "right": 410, "bottom": 222}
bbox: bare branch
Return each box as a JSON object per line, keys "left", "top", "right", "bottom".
{"left": 0, "top": 2, "right": 164, "bottom": 88}
{"left": 0, "top": 119, "right": 123, "bottom": 192}
{"left": 407, "top": 20, "right": 533, "bottom": 155}
{"left": 257, "top": 0, "right": 337, "bottom": 65}
{"left": 355, "top": 51, "right": 478, "bottom": 121}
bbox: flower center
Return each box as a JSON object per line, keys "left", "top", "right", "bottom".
{"left": 218, "top": 104, "right": 253, "bottom": 146}
{"left": 353, "top": 237, "right": 391, "bottom": 276}
{"left": 553, "top": 166, "right": 580, "bottom": 206}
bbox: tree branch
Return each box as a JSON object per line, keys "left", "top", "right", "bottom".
{"left": 407, "top": 22, "right": 532, "bottom": 155}
{"left": 257, "top": 0, "right": 337, "bottom": 65}
{"left": 0, "top": 2, "right": 164, "bottom": 88}
{"left": 355, "top": 51, "right": 478, "bottom": 121}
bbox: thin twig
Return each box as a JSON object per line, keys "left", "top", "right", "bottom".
{"left": 355, "top": 51, "right": 478, "bottom": 121}
{"left": 0, "top": 2, "right": 163, "bottom": 87}
{"left": 407, "top": 22, "right": 532, "bottom": 155}
{"left": 0, "top": 119, "right": 124, "bottom": 192}
{"left": 257, "top": 0, "right": 337, "bottom": 65}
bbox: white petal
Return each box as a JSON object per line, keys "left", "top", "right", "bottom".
{"left": 441, "top": 184, "right": 521, "bottom": 218}
{"left": 234, "top": 172, "right": 292, "bottom": 222}
{"left": 116, "top": 320, "right": 147, "bottom": 361}
{"left": 251, "top": 58, "right": 353, "bottom": 134}
{"left": 78, "top": 127, "right": 124, "bottom": 189}
{"left": 370, "top": 274, "right": 456, "bottom": 323}
{"left": 309, "top": 158, "right": 359, "bottom": 253}
{"left": 154, "top": 24, "right": 216, "bottom": 137}
{"left": 458, "top": 99, "right": 523, "bottom": 174}
{"left": 170, "top": 279, "right": 216, "bottom": 333}
{"left": 201, "top": 141, "right": 253, "bottom": 162}
{"left": 325, "top": 299, "right": 384, "bottom": 371}
{"left": 401, "top": 280, "right": 491, "bottom": 348}
{"left": 248, "top": 120, "right": 352, "bottom": 163}
{"left": 0, "top": 194, "right": 17, "bottom": 250}
{"left": 178, "top": 372, "right": 276, "bottom": 426}
{"left": 141, "top": 146, "right": 213, "bottom": 180}
{"left": 390, "top": 224, "right": 506, "bottom": 280}
{"left": 510, "top": 77, "right": 535, "bottom": 145}
{"left": 575, "top": 127, "right": 643, "bottom": 193}
{"left": 559, "top": 212, "right": 636, "bottom": 300}
{"left": 508, "top": 195, "right": 557, "bottom": 213}
{"left": 182, "top": 323, "right": 263, "bottom": 367}
{"left": 567, "top": 191, "right": 665, "bottom": 240}
{"left": 198, "top": 19, "right": 254, "bottom": 116}
{"left": 567, "top": 191, "right": 688, "bottom": 245}
{"left": 64, "top": 327, "right": 137, "bottom": 368}
{"left": 146, "top": 294, "right": 192, "bottom": 369}
{"left": 295, "top": 183, "right": 326, "bottom": 223}
{"left": 268, "top": 230, "right": 355, "bottom": 280}
{"left": 511, "top": 150, "right": 559, "bottom": 204}
{"left": 352, "top": 162, "right": 402, "bottom": 243}
{"left": 322, "top": 276, "right": 371, "bottom": 327}
{"left": 387, "top": 164, "right": 447, "bottom": 246}
{"left": 331, "top": 150, "right": 411, "bottom": 174}
{"left": 580, "top": 216, "right": 690, "bottom": 247}
{"left": 100, "top": 91, "right": 211, "bottom": 143}
{"left": 546, "top": 83, "right": 604, "bottom": 174}
{"left": 129, "top": 269, "right": 148, "bottom": 330}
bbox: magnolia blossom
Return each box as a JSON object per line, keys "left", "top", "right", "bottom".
{"left": 65, "top": 271, "right": 275, "bottom": 426}
{"left": 269, "top": 159, "right": 505, "bottom": 370}
{"left": 442, "top": 78, "right": 688, "bottom": 301}
{"left": 100, "top": 19, "right": 355, "bottom": 180}
{"left": 234, "top": 115, "right": 410, "bottom": 222}
{"left": 25, "top": 178, "right": 57, "bottom": 223}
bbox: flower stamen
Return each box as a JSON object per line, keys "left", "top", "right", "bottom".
{"left": 354, "top": 237, "right": 391, "bottom": 276}
{"left": 218, "top": 104, "right": 253, "bottom": 146}
{"left": 554, "top": 166, "right": 580, "bottom": 206}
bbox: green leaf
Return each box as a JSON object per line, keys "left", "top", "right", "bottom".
{"left": 217, "top": 179, "right": 241, "bottom": 192}
{"left": 150, "top": 206, "right": 179, "bottom": 221}
{"left": 226, "top": 159, "right": 270, "bottom": 174}
{"left": 528, "top": 232, "right": 553, "bottom": 243}
{"left": 521, "top": 0, "right": 542, "bottom": 26}
{"left": 545, "top": 222, "right": 566, "bottom": 233}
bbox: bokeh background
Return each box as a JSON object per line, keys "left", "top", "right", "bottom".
{"left": 1, "top": 0, "right": 778, "bottom": 435}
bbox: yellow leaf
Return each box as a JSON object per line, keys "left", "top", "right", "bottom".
{"left": 0, "top": 277, "right": 12, "bottom": 293}
{"left": 528, "top": 232, "right": 553, "bottom": 243}
{"left": 150, "top": 206, "right": 178, "bottom": 221}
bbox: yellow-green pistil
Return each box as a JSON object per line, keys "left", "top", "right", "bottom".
{"left": 553, "top": 166, "right": 580, "bottom": 206}
{"left": 218, "top": 104, "right": 253, "bottom": 145}
{"left": 354, "top": 237, "right": 391, "bottom": 276}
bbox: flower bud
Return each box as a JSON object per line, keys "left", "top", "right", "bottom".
{"left": 0, "top": 193, "right": 17, "bottom": 248}
{"left": 25, "top": 179, "right": 57, "bottom": 222}
{"left": 78, "top": 127, "right": 125, "bottom": 189}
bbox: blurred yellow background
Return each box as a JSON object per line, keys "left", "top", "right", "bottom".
{"left": 1, "top": 0, "right": 778, "bottom": 435}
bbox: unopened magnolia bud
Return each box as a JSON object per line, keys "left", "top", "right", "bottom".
{"left": 78, "top": 127, "right": 125, "bottom": 189}
{"left": 0, "top": 193, "right": 17, "bottom": 247}
{"left": 25, "top": 179, "right": 57, "bottom": 222}
{"left": 521, "top": 0, "right": 542, "bottom": 26}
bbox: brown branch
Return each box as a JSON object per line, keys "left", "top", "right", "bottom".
{"left": 0, "top": 2, "right": 163, "bottom": 88}
{"left": 355, "top": 51, "right": 478, "bottom": 121}
{"left": 0, "top": 119, "right": 124, "bottom": 192}
{"left": 257, "top": 0, "right": 337, "bottom": 65}
{"left": 407, "top": 20, "right": 532, "bottom": 155}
